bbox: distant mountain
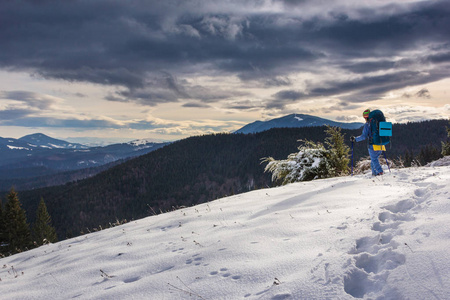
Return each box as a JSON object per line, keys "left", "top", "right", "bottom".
{"left": 19, "top": 133, "right": 88, "bottom": 149}
{"left": 0, "top": 134, "right": 170, "bottom": 183}
{"left": 235, "top": 114, "right": 364, "bottom": 134}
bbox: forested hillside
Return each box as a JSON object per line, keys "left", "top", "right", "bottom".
{"left": 6, "top": 119, "right": 449, "bottom": 240}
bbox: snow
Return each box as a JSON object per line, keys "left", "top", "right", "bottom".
{"left": 128, "top": 139, "right": 153, "bottom": 146}
{"left": 6, "top": 145, "right": 30, "bottom": 150}
{"left": 127, "top": 139, "right": 156, "bottom": 151}
{"left": 1, "top": 165, "right": 450, "bottom": 299}
{"left": 48, "top": 143, "right": 65, "bottom": 149}
{"left": 426, "top": 156, "right": 450, "bottom": 167}
{"left": 294, "top": 116, "right": 304, "bottom": 122}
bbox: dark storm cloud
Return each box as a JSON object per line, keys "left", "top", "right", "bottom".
{"left": 427, "top": 51, "right": 450, "bottom": 64}
{"left": 182, "top": 102, "right": 211, "bottom": 108}
{"left": 265, "top": 68, "right": 445, "bottom": 109}
{"left": 1, "top": 0, "right": 450, "bottom": 107}
{"left": 342, "top": 60, "right": 396, "bottom": 74}
{"left": 276, "top": 90, "right": 310, "bottom": 100}
{"left": 264, "top": 77, "right": 292, "bottom": 87}
{"left": 266, "top": 89, "right": 306, "bottom": 109}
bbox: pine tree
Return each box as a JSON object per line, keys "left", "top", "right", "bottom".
{"left": 0, "top": 200, "right": 5, "bottom": 250}
{"left": 3, "top": 188, "right": 32, "bottom": 253}
{"left": 262, "top": 140, "right": 331, "bottom": 184}
{"left": 32, "top": 198, "right": 58, "bottom": 246}
{"left": 403, "top": 150, "right": 412, "bottom": 167}
{"left": 442, "top": 124, "right": 450, "bottom": 156}
{"left": 324, "top": 125, "right": 350, "bottom": 176}
{"left": 417, "top": 144, "right": 442, "bottom": 165}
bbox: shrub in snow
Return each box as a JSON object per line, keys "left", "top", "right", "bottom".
{"left": 262, "top": 126, "right": 350, "bottom": 184}
{"left": 353, "top": 156, "right": 403, "bottom": 174}
{"left": 263, "top": 140, "right": 333, "bottom": 184}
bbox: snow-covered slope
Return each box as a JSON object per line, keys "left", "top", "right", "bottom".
{"left": 1, "top": 165, "right": 450, "bottom": 299}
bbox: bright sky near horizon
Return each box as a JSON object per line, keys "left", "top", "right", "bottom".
{"left": 1, "top": 0, "right": 449, "bottom": 143}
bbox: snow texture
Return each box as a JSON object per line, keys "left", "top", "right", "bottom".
{"left": 1, "top": 165, "right": 450, "bottom": 299}
{"left": 426, "top": 156, "right": 450, "bottom": 167}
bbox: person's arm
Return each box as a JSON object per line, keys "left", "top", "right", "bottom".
{"left": 355, "top": 123, "right": 369, "bottom": 142}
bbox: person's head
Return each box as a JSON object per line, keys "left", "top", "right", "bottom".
{"left": 363, "top": 109, "right": 370, "bottom": 122}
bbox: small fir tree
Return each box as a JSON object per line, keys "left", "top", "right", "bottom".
{"left": 4, "top": 188, "right": 32, "bottom": 253}
{"left": 403, "top": 150, "right": 413, "bottom": 167}
{"left": 417, "top": 144, "right": 442, "bottom": 165}
{"left": 32, "top": 198, "right": 58, "bottom": 246}
{"left": 324, "top": 125, "right": 350, "bottom": 176}
{"left": 0, "top": 200, "right": 5, "bottom": 248}
{"left": 442, "top": 124, "right": 450, "bottom": 156}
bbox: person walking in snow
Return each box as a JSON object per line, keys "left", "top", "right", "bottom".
{"left": 350, "top": 109, "right": 384, "bottom": 176}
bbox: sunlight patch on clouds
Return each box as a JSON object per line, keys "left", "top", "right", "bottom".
{"left": 384, "top": 104, "right": 450, "bottom": 123}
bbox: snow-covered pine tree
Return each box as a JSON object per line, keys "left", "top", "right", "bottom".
{"left": 262, "top": 126, "right": 350, "bottom": 184}
{"left": 262, "top": 140, "right": 332, "bottom": 184}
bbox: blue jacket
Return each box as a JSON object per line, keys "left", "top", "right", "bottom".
{"left": 355, "top": 122, "right": 370, "bottom": 145}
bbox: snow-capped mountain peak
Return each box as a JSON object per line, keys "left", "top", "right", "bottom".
{"left": 235, "top": 113, "right": 364, "bottom": 134}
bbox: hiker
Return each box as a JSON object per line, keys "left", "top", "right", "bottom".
{"left": 350, "top": 109, "right": 384, "bottom": 176}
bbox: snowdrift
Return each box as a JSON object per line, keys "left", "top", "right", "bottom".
{"left": 1, "top": 165, "right": 450, "bottom": 299}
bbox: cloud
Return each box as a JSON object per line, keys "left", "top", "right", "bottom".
{"left": 225, "top": 100, "right": 263, "bottom": 111}
{"left": 0, "top": 116, "right": 121, "bottom": 129}
{"left": 182, "top": 102, "right": 211, "bottom": 108}
{"left": 0, "top": 0, "right": 449, "bottom": 110}
{"left": 264, "top": 77, "right": 292, "bottom": 87}
{"left": 0, "top": 108, "right": 36, "bottom": 120}
{"left": 415, "top": 88, "right": 431, "bottom": 99}
{"left": 402, "top": 88, "right": 432, "bottom": 99}
{"left": 273, "top": 90, "right": 308, "bottom": 101}
{"left": 342, "top": 60, "right": 397, "bottom": 74}
{"left": 0, "top": 90, "right": 61, "bottom": 109}
{"left": 384, "top": 105, "right": 448, "bottom": 123}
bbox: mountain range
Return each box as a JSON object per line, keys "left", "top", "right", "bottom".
{"left": 0, "top": 114, "right": 363, "bottom": 182}
{"left": 234, "top": 114, "right": 364, "bottom": 134}
{"left": 0, "top": 133, "right": 170, "bottom": 181}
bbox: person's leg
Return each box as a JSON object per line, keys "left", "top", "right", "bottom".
{"left": 370, "top": 158, "right": 376, "bottom": 175}
{"left": 369, "top": 147, "right": 383, "bottom": 175}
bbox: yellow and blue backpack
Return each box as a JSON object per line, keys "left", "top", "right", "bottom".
{"left": 368, "top": 110, "right": 392, "bottom": 146}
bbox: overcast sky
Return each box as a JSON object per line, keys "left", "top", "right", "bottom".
{"left": 1, "top": 0, "right": 449, "bottom": 143}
